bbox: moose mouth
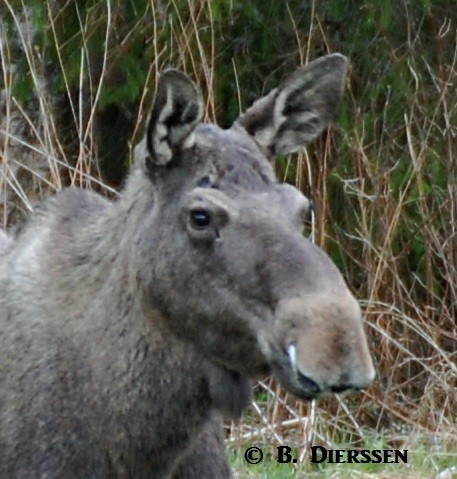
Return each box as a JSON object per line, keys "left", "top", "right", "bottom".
{"left": 271, "top": 344, "right": 360, "bottom": 401}
{"left": 270, "top": 345, "right": 322, "bottom": 401}
{"left": 287, "top": 344, "right": 322, "bottom": 396}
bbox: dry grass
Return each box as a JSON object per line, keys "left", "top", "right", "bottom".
{"left": 1, "top": 1, "right": 456, "bottom": 477}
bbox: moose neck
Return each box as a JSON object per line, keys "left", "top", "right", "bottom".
{"left": 55, "top": 175, "right": 217, "bottom": 472}
{"left": 72, "top": 170, "right": 184, "bottom": 356}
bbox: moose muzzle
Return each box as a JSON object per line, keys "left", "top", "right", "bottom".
{"left": 271, "top": 290, "right": 375, "bottom": 400}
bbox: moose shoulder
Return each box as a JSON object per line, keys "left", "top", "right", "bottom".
{"left": 0, "top": 54, "right": 374, "bottom": 478}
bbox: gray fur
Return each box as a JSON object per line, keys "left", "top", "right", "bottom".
{"left": 0, "top": 54, "right": 374, "bottom": 478}
{"left": 0, "top": 229, "right": 12, "bottom": 257}
{"left": 237, "top": 54, "right": 348, "bottom": 156}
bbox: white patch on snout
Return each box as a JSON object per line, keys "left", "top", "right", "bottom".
{"left": 287, "top": 344, "right": 298, "bottom": 376}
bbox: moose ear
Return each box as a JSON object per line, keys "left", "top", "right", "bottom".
{"left": 236, "top": 54, "right": 348, "bottom": 158}
{"left": 146, "top": 69, "right": 204, "bottom": 166}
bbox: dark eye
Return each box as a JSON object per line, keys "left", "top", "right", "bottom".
{"left": 190, "top": 209, "right": 211, "bottom": 229}
{"left": 197, "top": 175, "right": 211, "bottom": 187}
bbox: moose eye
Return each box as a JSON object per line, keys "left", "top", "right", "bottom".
{"left": 189, "top": 209, "right": 211, "bottom": 229}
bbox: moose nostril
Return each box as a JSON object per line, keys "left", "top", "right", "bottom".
{"left": 287, "top": 344, "right": 297, "bottom": 373}
{"left": 297, "top": 371, "right": 320, "bottom": 394}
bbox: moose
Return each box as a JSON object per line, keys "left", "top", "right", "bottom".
{"left": 0, "top": 54, "right": 374, "bottom": 478}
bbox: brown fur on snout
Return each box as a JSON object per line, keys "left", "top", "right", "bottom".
{"left": 0, "top": 54, "right": 374, "bottom": 479}
{"left": 273, "top": 291, "right": 375, "bottom": 398}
